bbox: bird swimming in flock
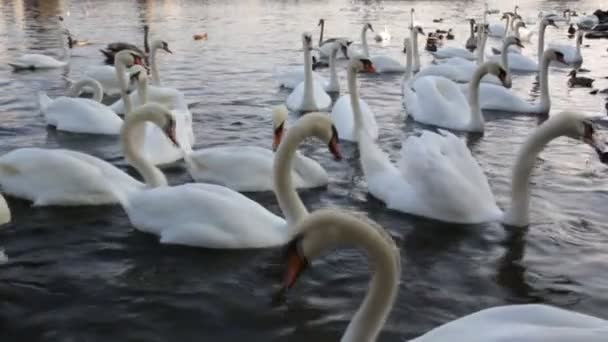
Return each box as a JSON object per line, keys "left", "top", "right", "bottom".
{"left": 568, "top": 70, "right": 594, "bottom": 88}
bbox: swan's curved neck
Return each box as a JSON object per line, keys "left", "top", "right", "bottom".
{"left": 537, "top": 23, "right": 548, "bottom": 67}
{"left": 361, "top": 26, "right": 370, "bottom": 56}
{"left": 327, "top": 46, "right": 339, "bottom": 91}
{"left": 504, "top": 15, "right": 512, "bottom": 35}
{"left": 67, "top": 79, "right": 103, "bottom": 102}
{"left": 503, "top": 117, "right": 569, "bottom": 226}
{"left": 273, "top": 122, "right": 312, "bottom": 224}
{"left": 347, "top": 66, "right": 364, "bottom": 140}
{"left": 116, "top": 61, "right": 133, "bottom": 114}
{"left": 467, "top": 64, "right": 488, "bottom": 131}
{"left": 304, "top": 212, "right": 399, "bottom": 342}
{"left": 538, "top": 53, "right": 551, "bottom": 113}
{"left": 303, "top": 46, "right": 315, "bottom": 110}
{"left": 319, "top": 22, "right": 324, "bottom": 45}
{"left": 121, "top": 114, "right": 168, "bottom": 188}
{"left": 411, "top": 28, "right": 421, "bottom": 72}
{"left": 150, "top": 45, "right": 161, "bottom": 86}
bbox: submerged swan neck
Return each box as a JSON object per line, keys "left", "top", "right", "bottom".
{"left": 467, "top": 64, "right": 488, "bottom": 131}
{"left": 504, "top": 117, "right": 569, "bottom": 226}
{"left": 121, "top": 111, "right": 168, "bottom": 188}
{"left": 67, "top": 79, "right": 103, "bottom": 102}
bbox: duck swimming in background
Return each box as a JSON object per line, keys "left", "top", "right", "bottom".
{"left": 446, "top": 29, "right": 455, "bottom": 40}
{"left": 568, "top": 70, "right": 594, "bottom": 88}
{"left": 568, "top": 24, "right": 576, "bottom": 37}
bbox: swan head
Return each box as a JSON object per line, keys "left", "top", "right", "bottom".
{"left": 128, "top": 64, "right": 147, "bottom": 83}
{"left": 301, "top": 32, "right": 313, "bottom": 50}
{"left": 349, "top": 56, "right": 376, "bottom": 73}
{"left": 543, "top": 49, "right": 567, "bottom": 65}
{"left": 365, "top": 23, "right": 374, "bottom": 32}
{"left": 292, "top": 113, "right": 342, "bottom": 160}
{"left": 272, "top": 105, "right": 289, "bottom": 151}
{"left": 505, "top": 36, "right": 525, "bottom": 48}
{"left": 483, "top": 62, "right": 511, "bottom": 88}
{"left": 515, "top": 20, "right": 527, "bottom": 29}
{"left": 549, "top": 112, "right": 607, "bottom": 163}
{"left": 414, "top": 25, "right": 425, "bottom": 36}
{"left": 318, "top": 18, "right": 325, "bottom": 26}
{"left": 115, "top": 49, "right": 147, "bottom": 69}
{"left": 125, "top": 103, "right": 179, "bottom": 147}
{"left": 152, "top": 39, "right": 172, "bottom": 54}
{"left": 541, "top": 17, "right": 559, "bottom": 29}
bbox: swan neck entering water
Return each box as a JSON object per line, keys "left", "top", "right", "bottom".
{"left": 67, "top": 79, "right": 103, "bottom": 102}
{"left": 504, "top": 117, "right": 569, "bottom": 226}
{"left": 501, "top": 39, "right": 510, "bottom": 70}
{"left": 467, "top": 64, "right": 487, "bottom": 131}
{"left": 121, "top": 111, "right": 168, "bottom": 188}
{"left": 468, "top": 20, "right": 475, "bottom": 41}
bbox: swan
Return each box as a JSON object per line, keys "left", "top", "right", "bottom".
{"left": 330, "top": 57, "right": 378, "bottom": 142}
{"left": 409, "top": 20, "right": 425, "bottom": 73}
{"left": 548, "top": 30, "right": 583, "bottom": 67}
{"left": 431, "top": 45, "right": 476, "bottom": 61}
{"left": 323, "top": 41, "right": 348, "bottom": 93}
{"left": 405, "top": 62, "right": 511, "bottom": 132}
{"left": 119, "top": 104, "right": 342, "bottom": 248}
{"left": 317, "top": 18, "right": 351, "bottom": 59}
{"left": 465, "top": 19, "right": 477, "bottom": 51}
{"left": 491, "top": 22, "right": 526, "bottom": 54}
{"left": 100, "top": 25, "right": 149, "bottom": 65}
{"left": 84, "top": 47, "right": 148, "bottom": 96}
{"left": 184, "top": 105, "right": 331, "bottom": 191}
{"left": 576, "top": 13, "right": 599, "bottom": 30}
{"left": 108, "top": 40, "right": 182, "bottom": 112}
{"left": 347, "top": 23, "right": 374, "bottom": 58}
{"left": 487, "top": 36, "right": 525, "bottom": 72}
{"left": 9, "top": 24, "right": 69, "bottom": 70}
{"left": 487, "top": 12, "right": 513, "bottom": 38}
{"left": 352, "top": 22, "right": 405, "bottom": 74}
{"left": 464, "top": 49, "right": 567, "bottom": 113}
{"left": 38, "top": 78, "right": 122, "bottom": 135}
{"left": 121, "top": 64, "right": 194, "bottom": 166}
{"left": 280, "top": 209, "right": 608, "bottom": 342}
{"left": 286, "top": 33, "right": 331, "bottom": 113}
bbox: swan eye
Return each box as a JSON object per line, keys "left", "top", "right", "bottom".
{"left": 555, "top": 51, "right": 565, "bottom": 63}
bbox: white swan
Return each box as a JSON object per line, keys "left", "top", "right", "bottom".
{"left": 323, "top": 41, "right": 347, "bottom": 93}
{"left": 9, "top": 20, "right": 69, "bottom": 70}
{"left": 122, "top": 64, "right": 194, "bottom": 166}
{"left": 405, "top": 62, "right": 511, "bottom": 132}
{"left": 184, "top": 105, "right": 331, "bottom": 191}
{"left": 347, "top": 23, "right": 374, "bottom": 58}
{"left": 280, "top": 209, "right": 608, "bottom": 342}
{"left": 119, "top": 104, "right": 342, "bottom": 248}
{"left": 487, "top": 12, "right": 512, "bottom": 38}
{"left": 576, "top": 13, "right": 599, "bottom": 30}
{"left": 330, "top": 58, "right": 378, "bottom": 142}
{"left": 549, "top": 30, "right": 583, "bottom": 67}
{"left": 108, "top": 40, "right": 186, "bottom": 115}
{"left": 431, "top": 46, "right": 476, "bottom": 61}
{"left": 317, "top": 18, "right": 351, "bottom": 59}
{"left": 410, "top": 23, "right": 424, "bottom": 73}
{"left": 463, "top": 49, "right": 566, "bottom": 113}
{"left": 487, "top": 36, "right": 525, "bottom": 73}
{"left": 349, "top": 22, "right": 406, "bottom": 74}
{"left": 491, "top": 22, "right": 526, "bottom": 54}
{"left": 38, "top": 78, "right": 123, "bottom": 135}
{"left": 286, "top": 33, "right": 331, "bottom": 113}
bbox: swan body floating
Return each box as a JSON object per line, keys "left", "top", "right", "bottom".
{"left": 431, "top": 46, "right": 476, "bottom": 61}
{"left": 121, "top": 64, "right": 194, "bottom": 166}
{"left": 120, "top": 104, "right": 341, "bottom": 248}
{"left": 286, "top": 32, "right": 331, "bottom": 112}
{"left": 405, "top": 62, "right": 511, "bottom": 132}
{"left": 330, "top": 57, "right": 378, "bottom": 142}
{"left": 84, "top": 45, "right": 148, "bottom": 96}
{"left": 280, "top": 209, "right": 608, "bottom": 342}
{"left": 184, "top": 105, "right": 330, "bottom": 191}
{"left": 38, "top": 78, "right": 122, "bottom": 135}
{"left": 8, "top": 54, "right": 67, "bottom": 70}
{"left": 549, "top": 30, "right": 583, "bottom": 67}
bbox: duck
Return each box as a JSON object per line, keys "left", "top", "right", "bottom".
{"left": 184, "top": 105, "right": 331, "bottom": 191}
{"left": 279, "top": 207, "right": 608, "bottom": 341}
{"left": 568, "top": 70, "right": 594, "bottom": 87}
{"left": 286, "top": 33, "right": 332, "bottom": 112}
{"left": 568, "top": 23, "right": 576, "bottom": 36}
{"left": 100, "top": 25, "right": 149, "bottom": 65}
{"left": 446, "top": 29, "right": 455, "bottom": 40}
{"left": 119, "top": 104, "right": 342, "bottom": 248}
{"left": 38, "top": 77, "right": 123, "bottom": 135}
{"left": 193, "top": 32, "right": 208, "bottom": 41}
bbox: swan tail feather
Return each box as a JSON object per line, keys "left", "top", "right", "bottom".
{"left": 37, "top": 92, "right": 52, "bottom": 113}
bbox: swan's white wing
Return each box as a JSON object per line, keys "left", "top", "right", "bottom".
{"left": 41, "top": 96, "right": 122, "bottom": 135}
{"left": 459, "top": 83, "right": 536, "bottom": 113}
{"left": 408, "top": 76, "right": 471, "bottom": 131}
{"left": 125, "top": 183, "right": 288, "bottom": 249}
{"left": 502, "top": 53, "right": 538, "bottom": 72}
{"left": 330, "top": 95, "right": 378, "bottom": 142}
{"left": 286, "top": 80, "right": 331, "bottom": 112}
{"left": 410, "top": 304, "right": 608, "bottom": 342}
{"left": 398, "top": 130, "right": 500, "bottom": 223}
{"left": 415, "top": 64, "right": 473, "bottom": 83}
{"left": 0, "top": 148, "right": 141, "bottom": 205}
{"left": 273, "top": 67, "right": 327, "bottom": 89}
{"left": 9, "top": 54, "right": 66, "bottom": 69}
{"left": 370, "top": 55, "right": 405, "bottom": 73}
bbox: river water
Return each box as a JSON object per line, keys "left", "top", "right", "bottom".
{"left": 1, "top": 0, "right": 608, "bottom": 340}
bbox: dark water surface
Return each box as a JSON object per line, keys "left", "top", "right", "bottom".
{"left": 1, "top": 0, "right": 608, "bottom": 340}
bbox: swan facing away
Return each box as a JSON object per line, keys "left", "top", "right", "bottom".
{"left": 121, "top": 104, "right": 342, "bottom": 248}
{"left": 279, "top": 209, "right": 608, "bottom": 342}
{"left": 184, "top": 105, "right": 331, "bottom": 192}
{"left": 38, "top": 78, "right": 123, "bottom": 135}
{"left": 286, "top": 33, "right": 331, "bottom": 113}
